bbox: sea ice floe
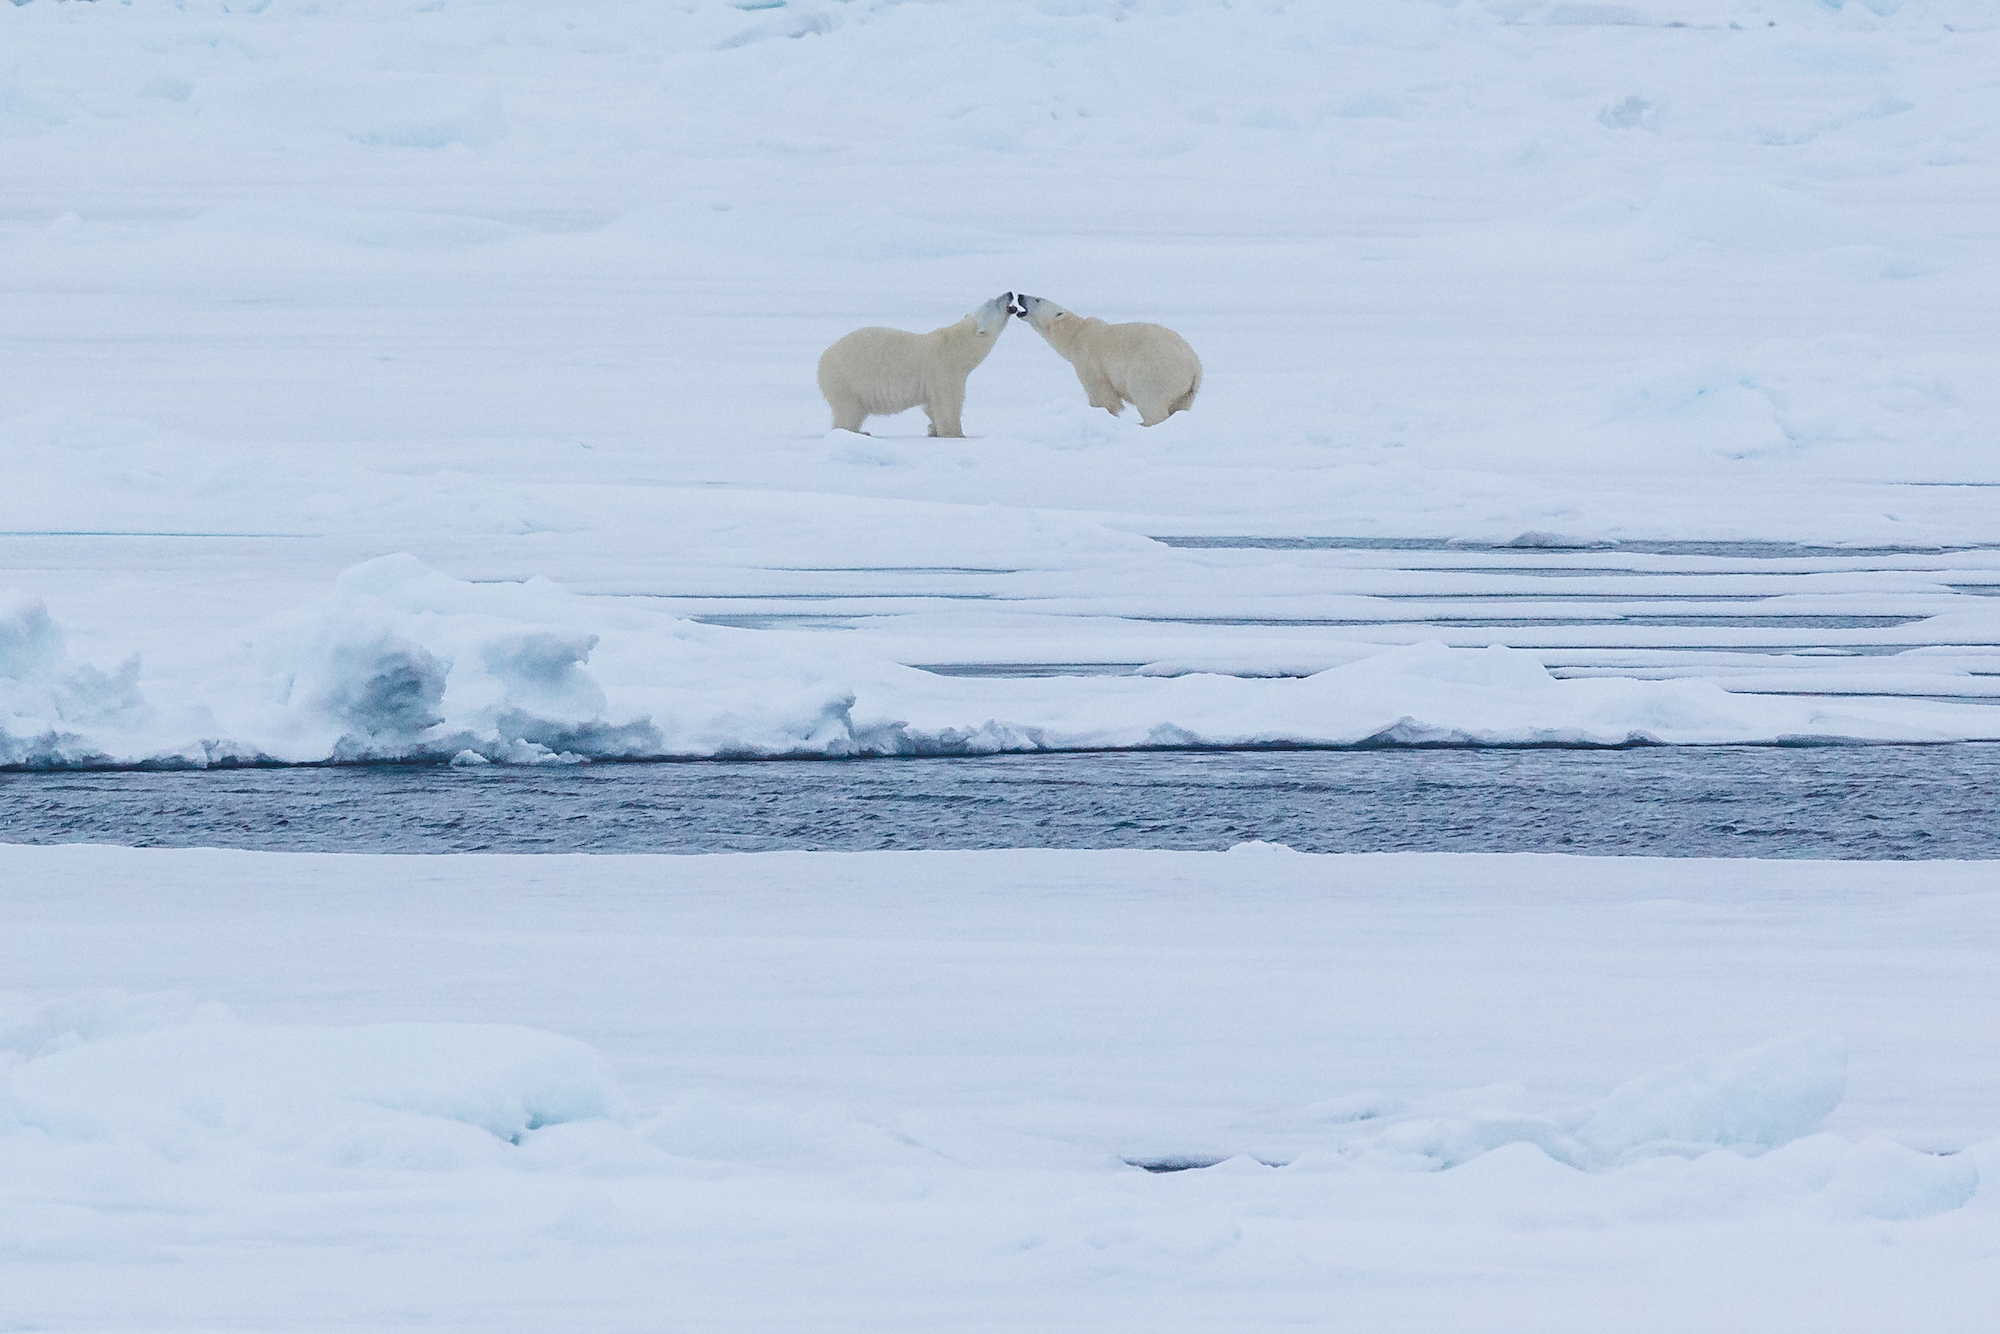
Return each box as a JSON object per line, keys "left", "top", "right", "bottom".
{"left": 6, "top": 556, "right": 2000, "bottom": 767}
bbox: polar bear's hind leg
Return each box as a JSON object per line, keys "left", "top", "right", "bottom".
{"left": 1167, "top": 362, "right": 1201, "bottom": 418}
{"left": 1137, "top": 378, "right": 1197, "bottom": 425}
{"left": 1142, "top": 364, "right": 1201, "bottom": 425}
{"left": 1126, "top": 366, "right": 1180, "bottom": 426}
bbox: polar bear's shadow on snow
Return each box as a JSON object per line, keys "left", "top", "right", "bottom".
{"left": 815, "top": 292, "right": 1202, "bottom": 438}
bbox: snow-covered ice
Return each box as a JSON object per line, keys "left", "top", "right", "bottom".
{"left": 13, "top": 551, "right": 2000, "bottom": 767}
{"left": 6, "top": 0, "right": 2000, "bottom": 763}
{"left": 2, "top": 844, "right": 1996, "bottom": 1329}
{"left": 5, "top": 6, "right": 1995, "bottom": 1323}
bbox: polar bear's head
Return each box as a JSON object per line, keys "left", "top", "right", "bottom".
{"left": 970, "top": 293, "right": 1014, "bottom": 338}
{"left": 1011, "top": 294, "right": 1074, "bottom": 335}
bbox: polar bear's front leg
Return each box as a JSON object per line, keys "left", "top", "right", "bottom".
{"left": 925, "top": 385, "right": 967, "bottom": 439}
{"left": 1077, "top": 369, "right": 1125, "bottom": 417}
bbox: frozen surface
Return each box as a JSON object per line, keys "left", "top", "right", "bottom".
{"left": 5, "top": 0, "right": 2000, "bottom": 762}
{"left": 1, "top": 843, "right": 1996, "bottom": 1329}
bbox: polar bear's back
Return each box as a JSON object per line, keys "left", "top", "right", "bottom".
{"left": 1098, "top": 320, "right": 1201, "bottom": 406}
{"left": 818, "top": 326, "right": 929, "bottom": 413}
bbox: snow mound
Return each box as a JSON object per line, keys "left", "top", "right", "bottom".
{"left": 1573, "top": 1032, "right": 1848, "bottom": 1163}
{"left": 0, "top": 591, "right": 149, "bottom": 768}
{"left": 1154, "top": 1036, "right": 1855, "bottom": 1175}
{"left": 4, "top": 999, "right": 622, "bottom": 1168}
{"left": 1569, "top": 336, "right": 1973, "bottom": 470}
{"left": 1808, "top": 1134, "right": 1981, "bottom": 1220}
{"left": 1150, "top": 1035, "right": 1974, "bottom": 1218}
{"left": 246, "top": 555, "right": 663, "bottom": 764}
{"left": 0, "top": 989, "right": 233, "bottom": 1066}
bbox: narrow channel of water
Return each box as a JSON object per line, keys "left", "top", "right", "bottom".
{"left": 4, "top": 745, "right": 1995, "bottom": 858}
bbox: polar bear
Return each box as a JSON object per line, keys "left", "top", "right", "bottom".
{"left": 817, "top": 293, "right": 1015, "bottom": 438}
{"left": 1012, "top": 294, "right": 1201, "bottom": 426}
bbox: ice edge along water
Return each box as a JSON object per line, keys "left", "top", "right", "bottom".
{"left": 7, "top": 552, "right": 2000, "bottom": 769}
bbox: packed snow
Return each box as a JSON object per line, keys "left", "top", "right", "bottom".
{"left": 5, "top": 0, "right": 2000, "bottom": 764}
{"left": 2, "top": 844, "right": 1995, "bottom": 1329}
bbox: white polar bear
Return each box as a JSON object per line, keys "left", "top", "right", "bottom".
{"left": 817, "top": 293, "right": 1014, "bottom": 438}
{"left": 1013, "top": 294, "right": 1202, "bottom": 426}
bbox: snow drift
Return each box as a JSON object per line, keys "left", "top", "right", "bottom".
{"left": 6, "top": 555, "right": 1998, "bottom": 767}
{"left": 1, "top": 990, "right": 1977, "bottom": 1225}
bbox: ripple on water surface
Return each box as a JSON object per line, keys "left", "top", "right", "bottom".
{"left": 5, "top": 746, "right": 1997, "bottom": 859}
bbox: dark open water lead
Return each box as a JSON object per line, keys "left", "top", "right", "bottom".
{"left": 4, "top": 746, "right": 1997, "bottom": 859}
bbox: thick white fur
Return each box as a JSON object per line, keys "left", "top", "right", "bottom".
{"left": 817, "top": 294, "right": 1013, "bottom": 438}
{"left": 1015, "top": 295, "right": 1201, "bottom": 426}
